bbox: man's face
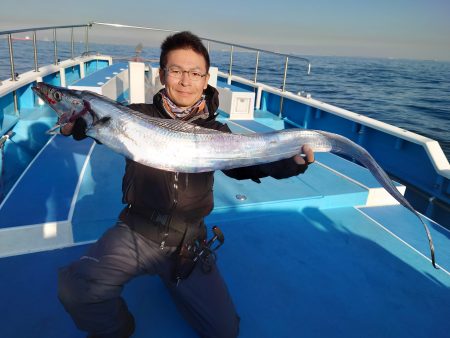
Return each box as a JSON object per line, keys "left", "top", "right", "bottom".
{"left": 159, "top": 48, "right": 210, "bottom": 109}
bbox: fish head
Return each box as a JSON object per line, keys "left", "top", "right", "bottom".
{"left": 32, "top": 83, "right": 86, "bottom": 125}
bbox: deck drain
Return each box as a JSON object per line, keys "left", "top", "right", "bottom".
{"left": 236, "top": 194, "right": 247, "bottom": 201}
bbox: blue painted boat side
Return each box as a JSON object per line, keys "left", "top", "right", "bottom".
{"left": 0, "top": 92, "right": 17, "bottom": 135}
{"left": 43, "top": 72, "right": 61, "bottom": 87}
{"left": 279, "top": 97, "right": 449, "bottom": 217}
{"left": 64, "top": 64, "right": 81, "bottom": 85}
{"left": 16, "top": 82, "right": 36, "bottom": 110}
{"left": 216, "top": 76, "right": 449, "bottom": 222}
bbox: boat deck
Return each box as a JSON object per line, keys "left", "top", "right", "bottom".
{"left": 1, "top": 109, "right": 449, "bottom": 337}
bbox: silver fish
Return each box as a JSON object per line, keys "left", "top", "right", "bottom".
{"left": 32, "top": 83, "right": 436, "bottom": 267}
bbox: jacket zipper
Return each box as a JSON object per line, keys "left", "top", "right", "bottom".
{"left": 160, "top": 171, "right": 179, "bottom": 249}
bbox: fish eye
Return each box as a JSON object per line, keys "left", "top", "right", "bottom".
{"left": 53, "top": 91, "right": 62, "bottom": 102}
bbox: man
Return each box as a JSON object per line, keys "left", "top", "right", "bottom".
{"left": 58, "top": 31, "right": 314, "bottom": 338}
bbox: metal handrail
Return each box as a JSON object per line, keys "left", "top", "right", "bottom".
{"left": 91, "top": 22, "right": 176, "bottom": 33}
{"left": 0, "top": 23, "right": 91, "bottom": 80}
{"left": 90, "top": 21, "right": 312, "bottom": 108}
{"left": 0, "top": 24, "right": 90, "bottom": 36}
{"left": 1, "top": 21, "right": 311, "bottom": 114}
{"left": 7, "top": 34, "right": 16, "bottom": 82}
{"left": 279, "top": 56, "right": 289, "bottom": 116}
{"left": 53, "top": 29, "right": 58, "bottom": 65}
{"left": 32, "top": 31, "right": 39, "bottom": 72}
{"left": 0, "top": 23, "right": 91, "bottom": 111}
{"left": 91, "top": 22, "right": 308, "bottom": 60}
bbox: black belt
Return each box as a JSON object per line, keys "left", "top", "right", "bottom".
{"left": 119, "top": 205, "right": 204, "bottom": 248}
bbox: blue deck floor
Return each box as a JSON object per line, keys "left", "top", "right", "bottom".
{"left": 1, "top": 112, "right": 449, "bottom": 337}
{"left": 0, "top": 136, "right": 94, "bottom": 228}
{"left": 1, "top": 207, "right": 450, "bottom": 338}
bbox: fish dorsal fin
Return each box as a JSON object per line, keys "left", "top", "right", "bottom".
{"left": 125, "top": 108, "right": 222, "bottom": 135}
{"left": 147, "top": 117, "right": 222, "bottom": 134}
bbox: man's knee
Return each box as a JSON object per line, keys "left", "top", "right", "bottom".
{"left": 58, "top": 265, "right": 97, "bottom": 313}
{"left": 58, "top": 264, "right": 133, "bottom": 334}
{"left": 221, "top": 315, "right": 240, "bottom": 338}
{"left": 58, "top": 262, "right": 119, "bottom": 307}
{"left": 58, "top": 265, "right": 83, "bottom": 307}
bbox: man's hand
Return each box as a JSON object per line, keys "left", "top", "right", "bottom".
{"left": 293, "top": 144, "right": 315, "bottom": 166}
{"left": 60, "top": 119, "right": 88, "bottom": 140}
{"left": 61, "top": 122, "right": 75, "bottom": 136}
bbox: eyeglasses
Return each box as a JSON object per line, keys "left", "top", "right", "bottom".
{"left": 165, "top": 67, "right": 207, "bottom": 81}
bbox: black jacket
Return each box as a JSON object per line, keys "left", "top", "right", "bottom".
{"left": 119, "top": 86, "right": 308, "bottom": 243}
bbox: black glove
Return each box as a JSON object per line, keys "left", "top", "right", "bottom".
{"left": 71, "top": 118, "right": 88, "bottom": 140}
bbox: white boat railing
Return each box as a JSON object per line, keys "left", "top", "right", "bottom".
{"left": 0, "top": 24, "right": 91, "bottom": 112}
{"left": 223, "top": 71, "right": 450, "bottom": 181}
{"left": 0, "top": 24, "right": 91, "bottom": 82}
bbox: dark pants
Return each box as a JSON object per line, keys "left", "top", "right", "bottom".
{"left": 58, "top": 222, "right": 240, "bottom": 338}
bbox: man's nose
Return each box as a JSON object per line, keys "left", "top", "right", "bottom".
{"left": 179, "top": 71, "right": 191, "bottom": 84}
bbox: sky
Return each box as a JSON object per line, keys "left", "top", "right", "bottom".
{"left": 1, "top": 0, "right": 449, "bottom": 61}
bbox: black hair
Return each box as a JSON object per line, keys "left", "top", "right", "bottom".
{"left": 160, "top": 31, "right": 210, "bottom": 71}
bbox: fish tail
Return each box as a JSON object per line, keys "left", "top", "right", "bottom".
{"left": 418, "top": 215, "right": 437, "bottom": 269}
{"left": 319, "top": 130, "right": 437, "bottom": 268}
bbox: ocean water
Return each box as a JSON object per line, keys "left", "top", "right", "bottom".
{"left": 1, "top": 39, "right": 449, "bottom": 159}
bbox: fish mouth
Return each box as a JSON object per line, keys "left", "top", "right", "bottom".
{"left": 31, "top": 84, "right": 46, "bottom": 101}
{"left": 31, "top": 83, "right": 61, "bottom": 113}
{"left": 32, "top": 83, "right": 62, "bottom": 105}
{"left": 31, "top": 85, "right": 41, "bottom": 95}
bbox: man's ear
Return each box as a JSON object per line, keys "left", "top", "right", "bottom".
{"left": 159, "top": 68, "right": 166, "bottom": 85}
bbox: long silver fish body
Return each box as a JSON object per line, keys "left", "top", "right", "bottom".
{"left": 32, "top": 83, "right": 436, "bottom": 267}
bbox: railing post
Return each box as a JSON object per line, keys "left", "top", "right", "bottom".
{"left": 254, "top": 51, "right": 260, "bottom": 84}
{"left": 207, "top": 41, "right": 210, "bottom": 54}
{"left": 71, "top": 27, "right": 75, "bottom": 59}
{"left": 53, "top": 28, "right": 58, "bottom": 65}
{"left": 228, "top": 45, "right": 233, "bottom": 84}
{"left": 7, "top": 34, "right": 16, "bottom": 81}
{"left": 13, "top": 91, "right": 19, "bottom": 115}
{"left": 33, "top": 31, "right": 39, "bottom": 72}
{"left": 85, "top": 25, "right": 89, "bottom": 53}
{"left": 279, "top": 56, "right": 289, "bottom": 116}
{"left": 281, "top": 56, "right": 289, "bottom": 92}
